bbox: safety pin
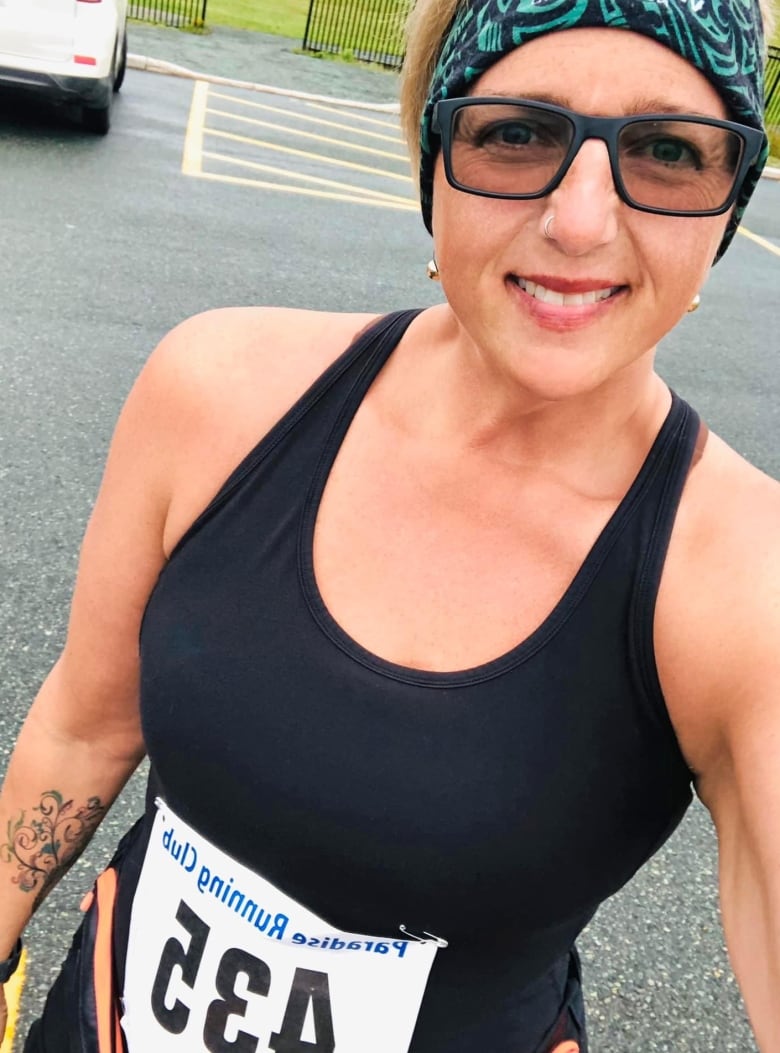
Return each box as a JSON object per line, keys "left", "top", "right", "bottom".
{"left": 399, "top": 924, "right": 448, "bottom": 948}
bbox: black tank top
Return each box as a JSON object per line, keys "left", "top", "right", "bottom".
{"left": 124, "top": 309, "right": 697, "bottom": 1052}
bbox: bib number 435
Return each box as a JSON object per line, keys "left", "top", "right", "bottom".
{"left": 151, "top": 899, "right": 336, "bottom": 1053}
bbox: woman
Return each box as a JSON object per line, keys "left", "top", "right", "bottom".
{"left": 1, "top": 1, "right": 777, "bottom": 1050}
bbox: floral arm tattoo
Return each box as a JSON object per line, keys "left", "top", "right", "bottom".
{"left": 1, "top": 790, "right": 107, "bottom": 909}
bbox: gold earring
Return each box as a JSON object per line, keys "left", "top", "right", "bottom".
{"left": 426, "top": 258, "right": 440, "bottom": 281}
{"left": 687, "top": 293, "right": 701, "bottom": 313}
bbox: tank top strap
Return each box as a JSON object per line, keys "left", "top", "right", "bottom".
{"left": 168, "top": 309, "right": 423, "bottom": 561}
{"left": 627, "top": 392, "right": 700, "bottom": 749}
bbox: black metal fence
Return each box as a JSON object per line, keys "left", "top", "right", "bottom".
{"left": 128, "top": 0, "right": 207, "bottom": 29}
{"left": 303, "top": 0, "right": 412, "bottom": 69}
{"left": 767, "top": 46, "right": 780, "bottom": 129}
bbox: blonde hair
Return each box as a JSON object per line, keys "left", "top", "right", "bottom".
{"left": 763, "top": 0, "right": 778, "bottom": 37}
{"left": 399, "top": 0, "right": 462, "bottom": 175}
{"left": 400, "top": 0, "right": 778, "bottom": 178}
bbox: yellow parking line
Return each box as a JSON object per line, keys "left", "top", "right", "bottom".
{"left": 203, "top": 126, "right": 414, "bottom": 184}
{"left": 206, "top": 107, "right": 408, "bottom": 162}
{"left": 3, "top": 946, "right": 27, "bottom": 1052}
{"left": 738, "top": 224, "right": 780, "bottom": 258}
{"left": 209, "top": 92, "right": 404, "bottom": 145}
{"left": 306, "top": 101, "right": 400, "bottom": 130}
{"left": 182, "top": 80, "right": 209, "bottom": 176}
{"left": 193, "top": 169, "right": 418, "bottom": 210}
{"left": 203, "top": 151, "right": 415, "bottom": 205}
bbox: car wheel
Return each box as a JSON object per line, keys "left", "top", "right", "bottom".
{"left": 83, "top": 101, "right": 111, "bottom": 134}
{"left": 113, "top": 29, "right": 128, "bottom": 93}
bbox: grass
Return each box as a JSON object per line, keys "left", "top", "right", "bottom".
{"left": 206, "top": 0, "right": 309, "bottom": 37}
{"left": 207, "top": 0, "right": 408, "bottom": 59}
{"left": 302, "top": 0, "right": 407, "bottom": 57}
{"left": 129, "top": 0, "right": 309, "bottom": 35}
{"left": 131, "top": 0, "right": 407, "bottom": 59}
{"left": 768, "top": 127, "right": 780, "bottom": 166}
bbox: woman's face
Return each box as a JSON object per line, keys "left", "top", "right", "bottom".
{"left": 430, "top": 28, "right": 733, "bottom": 401}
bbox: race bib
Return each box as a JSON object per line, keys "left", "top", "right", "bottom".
{"left": 121, "top": 800, "right": 440, "bottom": 1053}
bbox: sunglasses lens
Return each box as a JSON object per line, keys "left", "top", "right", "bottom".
{"left": 450, "top": 103, "right": 573, "bottom": 197}
{"left": 618, "top": 120, "right": 744, "bottom": 212}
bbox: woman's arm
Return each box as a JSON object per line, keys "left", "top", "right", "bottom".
{"left": 670, "top": 473, "right": 780, "bottom": 1049}
{"left": 700, "top": 605, "right": 780, "bottom": 1052}
{"left": 0, "top": 313, "right": 192, "bottom": 1032}
{"left": 658, "top": 439, "right": 780, "bottom": 1051}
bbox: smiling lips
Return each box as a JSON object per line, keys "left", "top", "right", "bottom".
{"left": 510, "top": 275, "right": 625, "bottom": 307}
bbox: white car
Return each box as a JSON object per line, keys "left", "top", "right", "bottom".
{"left": 0, "top": 0, "right": 128, "bottom": 133}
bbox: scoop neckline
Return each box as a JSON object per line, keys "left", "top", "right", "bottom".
{"left": 298, "top": 311, "right": 682, "bottom": 689}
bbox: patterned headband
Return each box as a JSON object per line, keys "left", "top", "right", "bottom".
{"left": 419, "top": 0, "right": 768, "bottom": 259}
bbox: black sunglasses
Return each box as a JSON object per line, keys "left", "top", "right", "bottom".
{"left": 432, "top": 97, "right": 765, "bottom": 217}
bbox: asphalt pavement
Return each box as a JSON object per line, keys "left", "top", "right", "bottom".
{"left": 0, "top": 19, "right": 778, "bottom": 1053}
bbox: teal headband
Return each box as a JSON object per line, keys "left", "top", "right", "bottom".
{"left": 419, "top": 0, "right": 769, "bottom": 259}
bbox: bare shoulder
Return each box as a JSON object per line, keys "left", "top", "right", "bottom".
{"left": 673, "top": 430, "right": 780, "bottom": 570}
{"left": 137, "top": 306, "right": 380, "bottom": 553}
{"left": 673, "top": 430, "right": 779, "bottom": 596}
{"left": 657, "top": 429, "right": 780, "bottom": 779}
{"left": 144, "top": 305, "right": 378, "bottom": 417}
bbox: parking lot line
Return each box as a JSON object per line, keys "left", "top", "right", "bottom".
{"left": 209, "top": 92, "right": 404, "bottom": 145}
{"left": 738, "top": 225, "right": 780, "bottom": 258}
{"left": 3, "top": 946, "right": 27, "bottom": 1052}
{"left": 194, "top": 169, "right": 418, "bottom": 210}
{"left": 205, "top": 107, "right": 408, "bottom": 163}
{"left": 203, "top": 127, "right": 414, "bottom": 184}
{"left": 182, "top": 80, "right": 208, "bottom": 177}
{"left": 202, "top": 151, "right": 415, "bottom": 206}
{"left": 182, "top": 82, "right": 415, "bottom": 210}
{"left": 304, "top": 101, "right": 401, "bottom": 130}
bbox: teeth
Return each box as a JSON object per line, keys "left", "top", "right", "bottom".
{"left": 516, "top": 278, "right": 618, "bottom": 306}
